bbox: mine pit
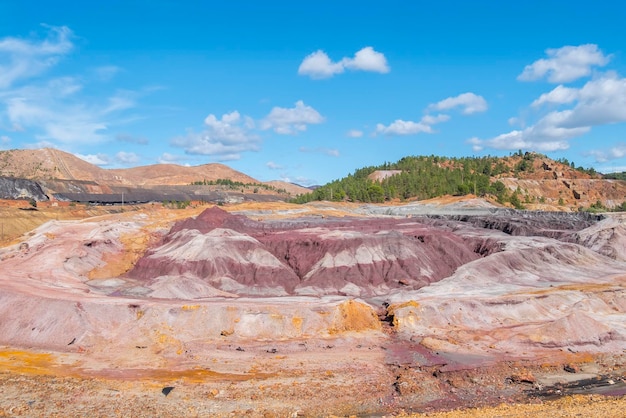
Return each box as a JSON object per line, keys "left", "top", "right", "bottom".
{"left": 0, "top": 203, "right": 625, "bottom": 416}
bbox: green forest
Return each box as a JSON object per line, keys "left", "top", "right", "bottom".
{"left": 291, "top": 152, "right": 593, "bottom": 208}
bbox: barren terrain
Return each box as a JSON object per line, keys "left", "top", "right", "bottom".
{"left": 0, "top": 199, "right": 625, "bottom": 416}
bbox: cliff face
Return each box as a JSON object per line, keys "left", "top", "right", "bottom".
{"left": 0, "top": 177, "right": 48, "bottom": 201}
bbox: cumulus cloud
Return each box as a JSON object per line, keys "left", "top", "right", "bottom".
{"left": 297, "top": 50, "right": 345, "bottom": 79}
{"left": 531, "top": 85, "right": 579, "bottom": 107}
{"left": 428, "top": 92, "right": 488, "bottom": 114}
{"left": 298, "top": 47, "right": 389, "bottom": 79}
{"left": 76, "top": 153, "right": 110, "bottom": 166}
{"left": 171, "top": 110, "right": 260, "bottom": 160}
{"left": 518, "top": 44, "right": 610, "bottom": 83}
{"left": 375, "top": 114, "right": 450, "bottom": 136}
{"left": 115, "top": 151, "right": 139, "bottom": 164}
{"left": 557, "top": 72, "right": 626, "bottom": 127}
{"left": 261, "top": 100, "right": 324, "bottom": 134}
{"left": 347, "top": 129, "right": 364, "bottom": 138}
{"left": 468, "top": 109, "right": 590, "bottom": 152}
{"left": 299, "top": 146, "right": 340, "bottom": 157}
{"left": 586, "top": 144, "right": 626, "bottom": 163}
{"left": 473, "top": 67, "right": 626, "bottom": 153}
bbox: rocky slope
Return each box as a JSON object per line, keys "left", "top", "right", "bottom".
{"left": 0, "top": 176, "right": 48, "bottom": 201}
{"left": 128, "top": 207, "right": 481, "bottom": 297}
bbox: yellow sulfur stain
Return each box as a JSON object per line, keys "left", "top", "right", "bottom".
{"left": 291, "top": 316, "right": 303, "bottom": 330}
{"left": 0, "top": 349, "right": 57, "bottom": 376}
{"left": 328, "top": 300, "right": 381, "bottom": 334}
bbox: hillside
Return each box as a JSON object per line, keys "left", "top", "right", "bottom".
{"left": 0, "top": 148, "right": 305, "bottom": 201}
{"left": 0, "top": 148, "right": 123, "bottom": 184}
{"left": 0, "top": 148, "right": 260, "bottom": 187}
{"left": 293, "top": 152, "right": 626, "bottom": 212}
{"left": 109, "top": 163, "right": 258, "bottom": 186}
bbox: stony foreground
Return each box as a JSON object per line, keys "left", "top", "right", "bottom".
{"left": 0, "top": 200, "right": 625, "bottom": 416}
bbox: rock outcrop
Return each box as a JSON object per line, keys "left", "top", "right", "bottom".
{"left": 0, "top": 176, "right": 48, "bottom": 201}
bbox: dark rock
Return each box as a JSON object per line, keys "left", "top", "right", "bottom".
{"left": 162, "top": 386, "right": 174, "bottom": 396}
{"left": 0, "top": 176, "right": 48, "bottom": 201}
{"left": 509, "top": 371, "right": 536, "bottom": 384}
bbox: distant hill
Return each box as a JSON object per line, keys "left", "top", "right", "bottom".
{"left": 0, "top": 148, "right": 260, "bottom": 186}
{"left": 0, "top": 148, "right": 304, "bottom": 202}
{"left": 293, "top": 152, "right": 626, "bottom": 212}
{"left": 263, "top": 180, "right": 311, "bottom": 196}
{"left": 110, "top": 163, "right": 259, "bottom": 186}
{"left": 0, "top": 148, "right": 123, "bottom": 184}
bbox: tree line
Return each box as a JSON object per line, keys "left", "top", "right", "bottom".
{"left": 290, "top": 152, "right": 598, "bottom": 208}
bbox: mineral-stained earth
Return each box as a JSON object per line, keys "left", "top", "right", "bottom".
{"left": 0, "top": 200, "right": 625, "bottom": 416}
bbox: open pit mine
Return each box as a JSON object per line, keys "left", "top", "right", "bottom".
{"left": 0, "top": 201, "right": 625, "bottom": 416}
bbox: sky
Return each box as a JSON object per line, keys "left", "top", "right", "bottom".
{"left": 1, "top": 1, "right": 626, "bottom": 186}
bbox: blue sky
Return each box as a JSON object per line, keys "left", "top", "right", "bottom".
{"left": 1, "top": 1, "right": 625, "bottom": 186}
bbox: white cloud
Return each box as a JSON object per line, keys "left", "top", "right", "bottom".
{"left": 171, "top": 110, "right": 260, "bottom": 160}
{"left": 299, "top": 146, "right": 340, "bottom": 157}
{"left": 518, "top": 44, "right": 610, "bottom": 83}
{"left": 468, "top": 109, "right": 589, "bottom": 152}
{"left": 0, "top": 27, "right": 140, "bottom": 146}
{"left": 103, "top": 90, "right": 137, "bottom": 114}
{"left": 343, "top": 47, "right": 390, "bottom": 73}
{"left": 158, "top": 152, "right": 186, "bottom": 164}
{"left": 428, "top": 92, "right": 487, "bottom": 114}
{"left": 261, "top": 100, "right": 324, "bottom": 134}
{"left": 347, "top": 129, "right": 363, "bottom": 138}
{"left": 375, "top": 114, "right": 450, "bottom": 136}
{"left": 0, "top": 25, "right": 73, "bottom": 89}
{"left": 0, "top": 135, "right": 10, "bottom": 146}
{"left": 76, "top": 153, "right": 110, "bottom": 166}
{"left": 298, "top": 47, "right": 389, "bottom": 79}
{"left": 2, "top": 81, "right": 114, "bottom": 144}
{"left": 115, "top": 151, "right": 139, "bottom": 165}
{"left": 298, "top": 50, "right": 345, "bottom": 79}
{"left": 557, "top": 72, "right": 626, "bottom": 127}
{"left": 531, "top": 85, "right": 579, "bottom": 107}
{"left": 280, "top": 174, "right": 316, "bottom": 187}
{"left": 474, "top": 71, "right": 626, "bottom": 153}
{"left": 586, "top": 144, "right": 626, "bottom": 163}
{"left": 600, "top": 165, "right": 626, "bottom": 174}
{"left": 266, "top": 161, "right": 284, "bottom": 170}
{"left": 508, "top": 117, "right": 520, "bottom": 126}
